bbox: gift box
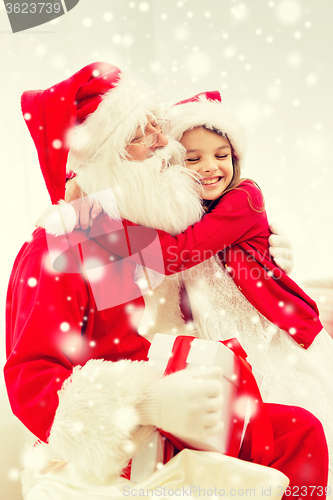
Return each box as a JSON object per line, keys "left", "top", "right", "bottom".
{"left": 131, "top": 335, "right": 273, "bottom": 484}
{"left": 147, "top": 333, "right": 247, "bottom": 456}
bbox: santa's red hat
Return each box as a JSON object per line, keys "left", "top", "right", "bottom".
{"left": 22, "top": 62, "right": 154, "bottom": 204}
{"left": 167, "top": 90, "right": 247, "bottom": 166}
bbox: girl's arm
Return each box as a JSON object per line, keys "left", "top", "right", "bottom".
{"left": 89, "top": 181, "right": 268, "bottom": 275}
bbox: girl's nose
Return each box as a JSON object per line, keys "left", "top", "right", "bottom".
{"left": 202, "top": 158, "right": 218, "bottom": 173}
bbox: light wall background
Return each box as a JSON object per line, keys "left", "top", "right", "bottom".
{"left": 0, "top": 0, "right": 332, "bottom": 487}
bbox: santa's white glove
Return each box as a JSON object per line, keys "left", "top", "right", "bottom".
{"left": 269, "top": 223, "right": 294, "bottom": 275}
{"left": 137, "top": 367, "right": 224, "bottom": 440}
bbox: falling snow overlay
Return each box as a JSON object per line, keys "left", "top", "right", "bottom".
{"left": 1, "top": 0, "right": 333, "bottom": 497}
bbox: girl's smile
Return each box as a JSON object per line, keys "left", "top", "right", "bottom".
{"left": 179, "top": 127, "right": 234, "bottom": 201}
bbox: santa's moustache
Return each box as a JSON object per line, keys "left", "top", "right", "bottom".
{"left": 75, "top": 137, "right": 204, "bottom": 235}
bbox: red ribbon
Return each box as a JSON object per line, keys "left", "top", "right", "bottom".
{"left": 159, "top": 336, "right": 274, "bottom": 465}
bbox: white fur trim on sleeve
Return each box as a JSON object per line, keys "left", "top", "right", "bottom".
{"left": 48, "top": 359, "right": 158, "bottom": 482}
{"left": 36, "top": 200, "right": 77, "bottom": 236}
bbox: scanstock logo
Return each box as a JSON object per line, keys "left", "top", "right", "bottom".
{"left": 3, "top": 0, "right": 80, "bottom": 33}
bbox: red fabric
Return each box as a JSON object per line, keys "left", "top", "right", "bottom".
{"left": 21, "top": 62, "right": 121, "bottom": 204}
{"left": 160, "top": 335, "right": 274, "bottom": 463}
{"left": 174, "top": 90, "right": 221, "bottom": 106}
{"left": 234, "top": 354, "right": 274, "bottom": 462}
{"left": 4, "top": 227, "right": 149, "bottom": 441}
{"left": 4, "top": 227, "right": 329, "bottom": 492}
{"left": 99, "top": 181, "right": 322, "bottom": 348}
{"left": 239, "top": 404, "right": 329, "bottom": 500}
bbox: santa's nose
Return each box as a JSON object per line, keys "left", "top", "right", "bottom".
{"left": 152, "top": 131, "right": 168, "bottom": 150}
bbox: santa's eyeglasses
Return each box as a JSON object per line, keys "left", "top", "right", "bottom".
{"left": 131, "top": 120, "right": 171, "bottom": 148}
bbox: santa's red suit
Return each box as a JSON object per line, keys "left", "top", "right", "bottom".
{"left": 4, "top": 63, "right": 328, "bottom": 498}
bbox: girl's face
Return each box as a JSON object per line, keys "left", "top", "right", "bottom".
{"left": 180, "top": 127, "right": 234, "bottom": 201}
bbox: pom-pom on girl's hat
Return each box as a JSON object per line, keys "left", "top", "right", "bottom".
{"left": 21, "top": 62, "right": 154, "bottom": 204}
{"left": 167, "top": 90, "right": 247, "bottom": 167}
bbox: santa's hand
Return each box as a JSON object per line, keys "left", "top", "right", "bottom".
{"left": 269, "top": 222, "right": 294, "bottom": 275}
{"left": 65, "top": 178, "right": 102, "bottom": 230}
{"left": 137, "top": 367, "right": 224, "bottom": 440}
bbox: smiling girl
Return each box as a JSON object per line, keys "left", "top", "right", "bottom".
{"left": 162, "top": 91, "right": 333, "bottom": 482}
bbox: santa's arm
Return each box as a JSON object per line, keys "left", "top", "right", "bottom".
{"left": 5, "top": 242, "right": 158, "bottom": 482}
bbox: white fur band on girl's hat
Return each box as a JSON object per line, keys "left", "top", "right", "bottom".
{"left": 166, "top": 91, "right": 248, "bottom": 166}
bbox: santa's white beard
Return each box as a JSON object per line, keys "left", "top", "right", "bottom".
{"left": 76, "top": 138, "right": 204, "bottom": 235}
{"left": 75, "top": 138, "right": 204, "bottom": 340}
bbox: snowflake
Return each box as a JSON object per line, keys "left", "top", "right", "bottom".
{"left": 139, "top": 2, "right": 149, "bottom": 12}
{"left": 84, "top": 258, "right": 105, "bottom": 282}
{"left": 7, "top": 468, "right": 20, "bottom": 482}
{"left": 35, "top": 44, "right": 48, "bottom": 57}
{"left": 113, "top": 34, "right": 122, "bottom": 45}
{"left": 224, "top": 46, "right": 236, "bottom": 59}
{"left": 275, "top": 0, "right": 302, "bottom": 26}
{"left": 82, "top": 18, "right": 93, "bottom": 28}
{"left": 230, "top": 3, "right": 249, "bottom": 22}
{"left": 103, "top": 12, "right": 113, "bottom": 22}
{"left": 305, "top": 73, "right": 318, "bottom": 87}
{"left": 123, "top": 34, "right": 134, "bottom": 47}
{"left": 52, "top": 139, "right": 62, "bottom": 149}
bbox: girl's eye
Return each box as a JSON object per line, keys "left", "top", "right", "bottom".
{"left": 216, "top": 155, "right": 228, "bottom": 159}
{"left": 185, "top": 158, "right": 200, "bottom": 162}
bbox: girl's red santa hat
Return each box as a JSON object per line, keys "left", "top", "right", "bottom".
{"left": 166, "top": 90, "right": 247, "bottom": 167}
{"left": 21, "top": 62, "right": 155, "bottom": 205}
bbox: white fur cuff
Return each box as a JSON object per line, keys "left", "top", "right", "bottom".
{"left": 36, "top": 200, "right": 76, "bottom": 236}
{"left": 48, "top": 359, "right": 158, "bottom": 482}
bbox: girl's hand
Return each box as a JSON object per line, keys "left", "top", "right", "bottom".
{"left": 65, "top": 178, "right": 102, "bottom": 230}
{"left": 268, "top": 223, "right": 294, "bottom": 275}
